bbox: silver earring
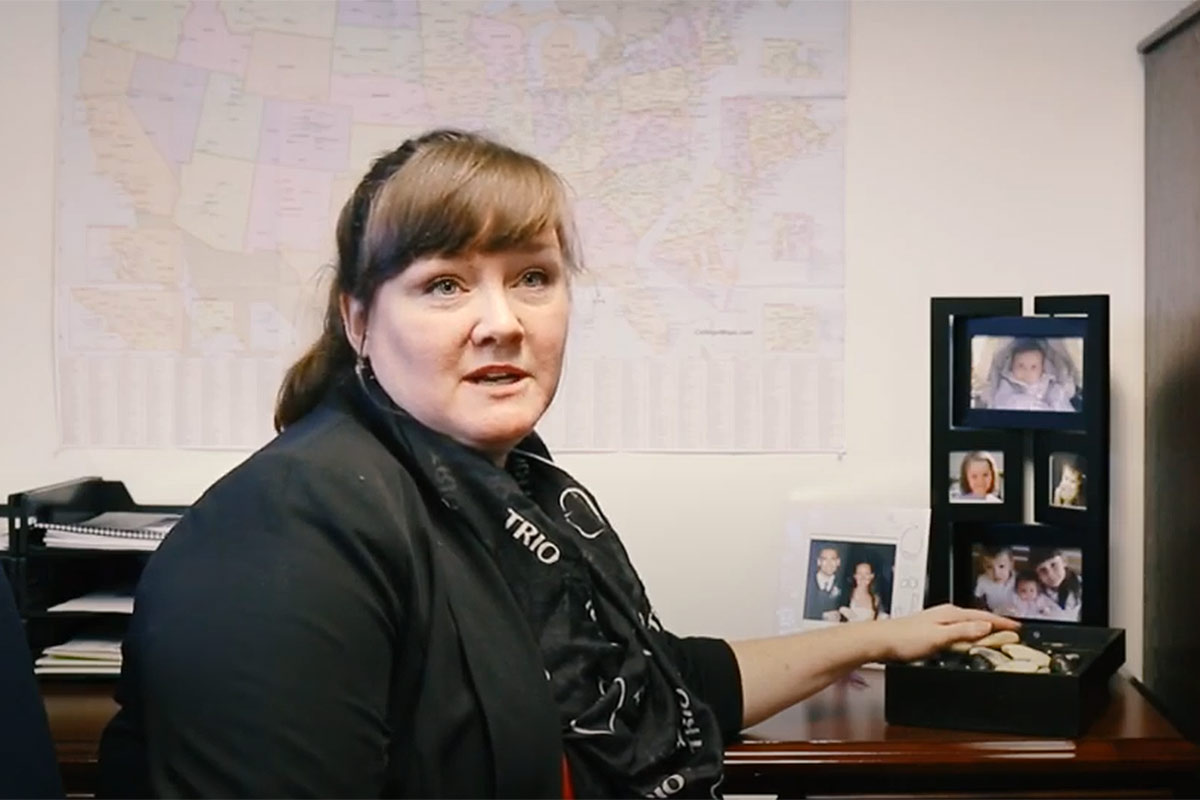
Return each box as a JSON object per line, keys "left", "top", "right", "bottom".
{"left": 355, "top": 353, "right": 374, "bottom": 382}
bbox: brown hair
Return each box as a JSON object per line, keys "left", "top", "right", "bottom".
{"left": 274, "top": 129, "right": 579, "bottom": 431}
{"left": 1014, "top": 569, "right": 1040, "bottom": 589}
{"left": 850, "top": 560, "right": 881, "bottom": 617}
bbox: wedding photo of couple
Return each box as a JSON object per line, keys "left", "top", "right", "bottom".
{"left": 802, "top": 540, "right": 896, "bottom": 624}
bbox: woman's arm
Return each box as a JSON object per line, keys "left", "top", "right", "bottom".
{"left": 729, "top": 604, "right": 1018, "bottom": 727}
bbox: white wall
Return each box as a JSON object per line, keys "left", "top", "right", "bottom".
{"left": 0, "top": 0, "right": 1184, "bottom": 680}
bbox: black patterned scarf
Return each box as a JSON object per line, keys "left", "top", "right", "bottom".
{"left": 353, "top": 378, "right": 725, "bottom": 798}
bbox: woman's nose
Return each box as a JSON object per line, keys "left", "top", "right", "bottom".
{"left": 471, "top": 286, "right": 522, "bottom": 345}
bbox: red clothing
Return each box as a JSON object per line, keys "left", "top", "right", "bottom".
{"left": 561, "top": 755, "right": 574, "bottom": 799}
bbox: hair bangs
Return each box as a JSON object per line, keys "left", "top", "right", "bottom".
{"left": 462, "top": 161, "right": 570, "bottom": 258}
{"left": 359, "top": 138, "right": 577, "bottom": 293}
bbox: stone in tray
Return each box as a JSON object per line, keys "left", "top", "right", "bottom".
{"left": 919, "top": 630, "right": 1085, "bottom": 674}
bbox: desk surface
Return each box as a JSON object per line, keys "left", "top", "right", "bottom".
{"left": 43, "top": 670, "right": 1200, "bottom": 798}
{"left": 726, "top": 669, "right": 1200, "bottom": 796}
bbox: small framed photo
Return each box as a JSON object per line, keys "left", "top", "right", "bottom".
{"left": 801, "top": 538, "right": 898, "bottom": 623}
{"left": 966, "top": 542, "right": 1083, "bottom": 622}
{"left": 1048, "top": 452, "right": 1087, "bottom": 511}
{"left": 777, "top": 505, "right": 930, "bottom": 635}
{"left": 953, "top": 523, "right": 1098, "bottom": 624}
{"left": 948, "top": 449, "right": 1005, "bottom": 504}
{"left": 1034, "top": 431, "right": 1101, "bottom": 527}
{"left": 933, "top": 430, "right": 1023, "bottom": 522}
{"left": 955, "top": 316, "right": 1087, "bottom": 431}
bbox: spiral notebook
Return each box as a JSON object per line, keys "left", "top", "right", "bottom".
{"left": 41, "top": 511, "right": 180, "bottom": 550}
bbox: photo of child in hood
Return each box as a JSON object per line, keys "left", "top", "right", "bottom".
{"left": 973, "top": 336, "right": 1081, "bottom": 412}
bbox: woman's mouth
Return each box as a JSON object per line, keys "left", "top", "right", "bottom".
{"left": 465, "top": 365, "right": 531, "bottom": 385}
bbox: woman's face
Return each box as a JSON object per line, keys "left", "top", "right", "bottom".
{"left": 349, "top": 229, "right": 570, "bottom": 463}
{"left": 965, "top": 458, "right": 993, "bottom": 496}
{"left": 853, "top": 562, "right": 873, "bottom": 588}
{"left": 1035, "top": 554, "right": 1067, "bottom": 589}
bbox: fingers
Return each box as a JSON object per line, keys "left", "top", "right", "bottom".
{"left": 942, "top": 619, "right": 993, "bottom": 644}
{"left": 927, "top": 604, "right": 1020, "bottom": 629}
{"left": 953, "top": 607, "right": 1018, "bottom": 625}
{"left": 927, "top": 603, "right": 990, "bottom": 620}
{"left": 956, "top": 607, "right": 1021, "bottom": 629}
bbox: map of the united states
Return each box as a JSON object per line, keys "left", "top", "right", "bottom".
{"left": 57, "top": 0, "right": 846, "bottom": 452}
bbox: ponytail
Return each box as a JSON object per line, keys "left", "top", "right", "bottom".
{"left": 273, "top": 280, "right": 355, "bottom": 432}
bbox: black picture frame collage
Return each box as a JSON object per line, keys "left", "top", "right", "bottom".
{"left": 928, "top": 295, "right": 1110, "bottom": 626}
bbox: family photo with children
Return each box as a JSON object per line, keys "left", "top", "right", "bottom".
{"left": 972, "top": 544, "right": 1083, "bottom": 622}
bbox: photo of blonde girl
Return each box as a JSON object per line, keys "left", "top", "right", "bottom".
{"left": 949, "top": 450, "right": 1003, "bottom": 504}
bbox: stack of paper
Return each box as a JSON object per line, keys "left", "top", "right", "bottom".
{"left": 35, "top": 634, "right": 122, "bottom": 675}
{"left": 47, "top": 589, "right": 134, "bottom": 614}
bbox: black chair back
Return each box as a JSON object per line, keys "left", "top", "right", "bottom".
{"left": 0, "top": 565, "right": 63, "bottom": 799}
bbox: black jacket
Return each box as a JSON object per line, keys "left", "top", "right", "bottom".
{"left": 804, "top": 572, "right": 842, "bottom": 620}
{"left": 98, "top": 387, "right": 742, "bottom": 798}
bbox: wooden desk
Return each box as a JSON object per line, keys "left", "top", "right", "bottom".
{"left": 43, "top": 680, "right": 118, "bottom": 798}
{"left": 43, "top": 671, "right": 1200, "bottom": 798}
{"left": 726, "top": 670, "right": 1200, "bottom": 797}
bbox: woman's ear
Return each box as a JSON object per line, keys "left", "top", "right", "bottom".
{"left": 340, "top": 293, "right": 367, "bottom": 356}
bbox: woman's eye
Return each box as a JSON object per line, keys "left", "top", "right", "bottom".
{"left": 427, "top": 278, "right": 461, "bottom": 297}
{"left": 518, "top": 269, "right": 549, "bottom": 288}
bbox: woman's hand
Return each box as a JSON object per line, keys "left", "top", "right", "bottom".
{"left": 872, "top": 603, "right": 1020, "bottom": 663}
{"left": 731, "top": 603, "right": 1021, "bottom": 728}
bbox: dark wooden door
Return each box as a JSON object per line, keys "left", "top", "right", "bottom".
{"left": 1142, "top": 0, "right": 1200, "bottom": 744}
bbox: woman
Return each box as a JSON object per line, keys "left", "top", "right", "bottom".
{"left": 838, "top": 560, "right": 888, "bottom": 622}
{"left": 97, "top": 129, "right": 1014, "bottom": 798}
{"left": 1030, "top": 547, "right": 1083, "bottom": 622}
